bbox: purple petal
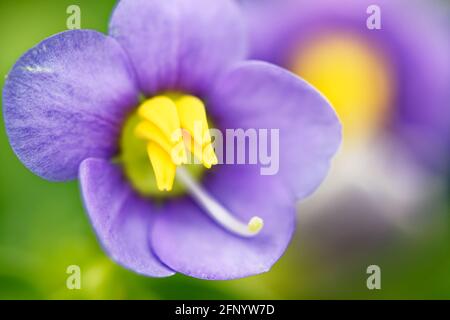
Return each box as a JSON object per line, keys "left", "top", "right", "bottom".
{"left": 109, "top": 0, "right": 247, "bottom": 96}
{"left": 3, "top": 30, "right": 139, "bottom": 181}
{"left": 208, "top": 61, "right": 342, "bottom": 200}
{"left": 79, "top": 158, "right": 174, "bottom": 278}
{"left": 152, "top": 165, "right": 296, "bottom": 280}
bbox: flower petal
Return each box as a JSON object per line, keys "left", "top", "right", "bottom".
{"left": 79, "top": 158, "right": 174, "bottom": 278}
{"left": 109, "top": 0, "right": 247, "bottom": 96}
{"left": 152, "top": 165, "right": 296, "bottom": 280}
{"left": 3, "top": 30, "right": 139, "bottom": 181}
{"left": 209, "top": 61, "right": 342, "bottom": 200}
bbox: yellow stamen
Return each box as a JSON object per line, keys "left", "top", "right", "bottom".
{"left": 176, "top": 95, "right": 212, "bottom": 145}
{"left": 135, "top": 121, "right": 174, "bottom": 156}
{"left": 138, "top": 96, "right": 183, "bottom": 143}
{"left": 135, "top": 94, "right": 218, "bottom": 191}
{"left": 202, "top": 143, "right": 219, "bottom": 168}
{"left": 175, "top": 95, "right": 218, "bottom": 169}
{"left": 147, "top": 142, "right": 176, "bottom": 192}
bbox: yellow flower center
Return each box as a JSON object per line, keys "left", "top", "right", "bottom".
{"left": 134, "top": 94, "right": 218, "bottom": 192}
{"left": 291, "top": 31, "right": 395, "bottom": 145}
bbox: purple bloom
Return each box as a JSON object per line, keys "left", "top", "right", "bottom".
{"left": 242, "top": 0, "right": 450, "bottom": 171}
{"left": 2, "top": 0, "right": 340, "bottom": 279}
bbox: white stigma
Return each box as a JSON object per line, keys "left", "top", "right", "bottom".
{"left": 176, "top": 167, "right": 264, "bottom": 237}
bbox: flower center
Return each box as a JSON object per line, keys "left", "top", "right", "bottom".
{"left": 119, "top": 93, "right": 263, "bottom": 237}
{"left": 135, "top": 94, "right": 218, "bottom": 191}
{"left": 290, "top": 31, "right": 395, "bottom": 146}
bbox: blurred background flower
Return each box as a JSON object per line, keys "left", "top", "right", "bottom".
{"left": 0, "top": 0, "right": 449, "bottom": 299}
{"left": 241, "top": 0, "right": 450, "bottom": 297}
{"left": 243, "top": 0, "right": 449, "bottom": 168}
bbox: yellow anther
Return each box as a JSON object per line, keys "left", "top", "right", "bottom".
{"left": 147, "top": 142, "right": 176, "bottom": 191}
{"left": 182, "top": 130, "right": 218, "bottom": 169}
{"left": 175, "top": 95, "right": 213, "bottom": 146}
{"left": 170, "top": 137, "right": 189, "bottom": 166}
{"left": 138, "top": 96, "right": 183, "bottom": 143}
{"left": 135, "top": 121, "right": 187, "bottom": 165}
{"left": 135, "top": 94, "right": 218, "bottom": 192}
{"left": 175, "top": 96, "right": 217, "bottom": 168}
{"left": 202, "top": 143, "right": 218, "bottom": 168}
{"left": 135, "top": 121, "right": 174, "bottom": 155}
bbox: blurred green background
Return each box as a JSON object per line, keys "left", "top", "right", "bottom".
{"left": 0, "top": 0, "right": 449, "bottom": 299}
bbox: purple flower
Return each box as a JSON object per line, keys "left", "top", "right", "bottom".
{"left": 242, "top": 0, "right": 450, "bottom": 171}
{"left": 2, "top": 0, "right": 340, "bottom": 279}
